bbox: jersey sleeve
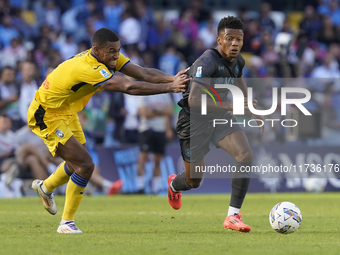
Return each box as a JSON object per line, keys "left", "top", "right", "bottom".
{"left": 237, "top": 55, "right": 245, "bottom": 78}
{"left": 85, "top": 66, "right": 114, "bottom": 88}
{"left": 191, "top": 56, "right": 215, "bottom": 82}
{"left": 116, "top": 53, "right": 130, "bottom": 72}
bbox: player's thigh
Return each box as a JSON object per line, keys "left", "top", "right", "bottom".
{"left": 27, "top": 109, "right": 82, "bottom": 157}
{"left": 56, "top": 136, "right": 93, "bottom": 172}
{"left": 176, "top": 115, "right": 212, "bottom": 164}
{"left": 57, "top": 114, "right": 90, "bottom": 168}
{"left": 217, "top": 130, "right": 253, "bottom": 161}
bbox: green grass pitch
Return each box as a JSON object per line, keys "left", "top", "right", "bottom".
{"left": 0, "top": 193, "right": 339, "bottom": 255}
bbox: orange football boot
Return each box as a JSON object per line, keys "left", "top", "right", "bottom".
{"left": 167, "top": 174, "right": 182, "bottom": 210}
{"left": 223, "top": 213, "right": 251, "bottom": 233}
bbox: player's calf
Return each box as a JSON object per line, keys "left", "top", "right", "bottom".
{"left": 186, "top": 178, "right": 202, "bottom": 188}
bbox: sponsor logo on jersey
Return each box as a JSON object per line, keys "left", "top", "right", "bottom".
{"left": 56, "top": 130, "right": 64, "bottom": 138}
{"left": 99, "top": 69, "right": 110, "bottom": 78}
{"left": 195, "top": 66, "right": 202, "bottom": 77}
{"left": 218, "top": 66, "right": 224, "bottom": 70}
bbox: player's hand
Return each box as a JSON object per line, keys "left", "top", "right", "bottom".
{"left": 252, "top": 113, "right": 265, "bottom": 136}
{"left": 171, "top": 74, "right": 190, "bottom": 93}
{"left": 174, "top": 68, "right": 190, "bottom": 81}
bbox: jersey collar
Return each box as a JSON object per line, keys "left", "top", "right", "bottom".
{"left": 90, "top": 49, "right": 100, "bottom": 62}
{"left": 211, "top": 48, "right": 235, "bottom": 63}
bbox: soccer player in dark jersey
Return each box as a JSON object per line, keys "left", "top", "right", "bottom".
{"left": 167, "top": 16, "right": 264, "bottom": 232}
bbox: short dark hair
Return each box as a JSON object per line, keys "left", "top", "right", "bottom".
{"left": 92, "top": 28, "right": 119, "bottom": 48}
{"left": 217, "top": 16, "right": 244, "bottom": 35}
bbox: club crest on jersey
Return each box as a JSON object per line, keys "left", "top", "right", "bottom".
{"left": 56, "top": 130, "right": 64, "bottom": 138}
{"left": 235, "top": 65, "right": 239, "bottom": 76}
{"left": 195, "top": 66, "right": 202, "bottom": 77}
{"left": 99, "top": 69, "right": 110, "bottom": 78}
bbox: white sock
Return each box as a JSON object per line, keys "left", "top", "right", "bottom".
{"left": 41, "top": 182, "right": 52, "bottom": 195}
{"left": 102, "top": 179, "right": 113, "bottom": 194}
{"left": 47, "top": 163, "right": 57, "bottom": 175}
{"left": 60, "top": 219, "right": 74, "bottom": 224}
{"left": 152, "top": 176, "right": 161, "bottom": 194}
{"left": 137, "top": 176, "right": 144, "bottom": 190}
{"left": 227, "top": 206, "right": 240, "bottom": 216}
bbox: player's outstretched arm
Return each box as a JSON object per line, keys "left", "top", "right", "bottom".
{"left": 101, "top": 74, "right": 189, "bottom": 95}
{"left": 121, "top": 62, "right": 188, "bottom": 83}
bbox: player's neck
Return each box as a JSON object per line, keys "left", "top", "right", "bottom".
{"left": 216, "top": 47, "right": 236, "bottom": 63}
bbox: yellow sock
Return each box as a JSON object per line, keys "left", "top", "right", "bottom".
{"left": 62, "top": 173, "right": 88, "bottom": 221}
{"left": 44, "top": 162, "right": 71, "bottom": 192}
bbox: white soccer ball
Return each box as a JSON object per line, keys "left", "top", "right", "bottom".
{"left": 269, "top": 202, "right": 302, "bottom": 234}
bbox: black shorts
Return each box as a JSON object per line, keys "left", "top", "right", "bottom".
{"left": 139, "top": 130, "right": 167, "bottom": 154}
{"left": 176, "top": 109, "right": 242, "bottom": 163}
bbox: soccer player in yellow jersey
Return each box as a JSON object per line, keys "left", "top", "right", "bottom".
{"left": 28, "top": 28, "right": 189, "bottom": 234}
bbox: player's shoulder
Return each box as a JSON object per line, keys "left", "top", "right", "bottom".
{"left": 193, "top": 49, "right": 219, "bottom": 67}
{"left": 200, "top": 49, "right": 220, "bottom": 61}
{"left": 115, "top": 52, "right": 130, "bottom": 72}
{"left": 64, "top": 49, "right": 102, "bottom": 71}
{"left": 78, "top": 49, "right": 113, "bottom": 79}
{"left": 235, "top": 54, "right": 245, "bottom": 67}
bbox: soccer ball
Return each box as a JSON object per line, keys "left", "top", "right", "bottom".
{"left": 269, "top": 202, "right": 302, "bottom": 234}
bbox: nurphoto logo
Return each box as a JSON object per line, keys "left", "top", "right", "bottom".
{"left": 200, "top": 84, "right": 312, "bottom": 128}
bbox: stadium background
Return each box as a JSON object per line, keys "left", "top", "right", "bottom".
{"left": 0, "top": 0, "right": 340, "bottom": 196}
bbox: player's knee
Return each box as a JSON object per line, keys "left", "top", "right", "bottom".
{"left": 235, "top": 149, "right": 253, "bottom": 163}
{"left": 79, "top": 160, "right": 95, "bottom": 175}
{"left": 187, "top": 178, "right": 202, "bottom": 188}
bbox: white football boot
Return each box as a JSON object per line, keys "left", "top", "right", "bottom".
{"left": 31, "top": 179, "right": 57, "bottom": 215}
{"left": 57, "top": 220, "right": 83, "bottom": 234}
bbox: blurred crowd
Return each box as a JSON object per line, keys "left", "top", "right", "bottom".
{"left": 0, "top": 0, "right": 340, "bottom": 155}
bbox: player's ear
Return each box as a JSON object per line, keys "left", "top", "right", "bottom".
{"left": 217, "top": 36, "right": 221, "bottom": 46}
{"left": 92, "top": 45, "right": 99, "bottom": 55}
